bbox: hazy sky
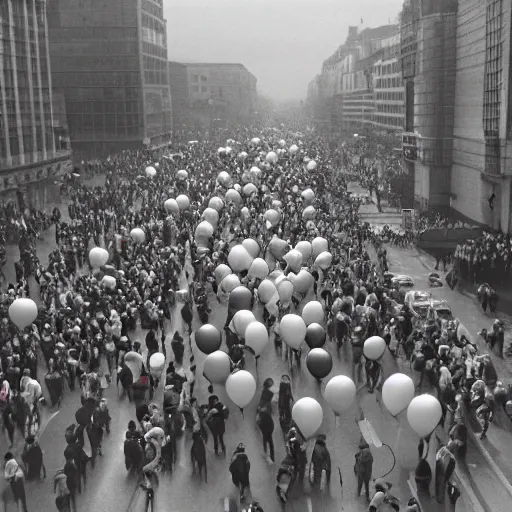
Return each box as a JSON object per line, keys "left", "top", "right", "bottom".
{"left": 164, "top": 0, "right": 403, "bottom": 102}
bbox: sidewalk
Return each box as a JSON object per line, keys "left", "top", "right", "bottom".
{"left": 354, "top": 189, "right": 512, "bottom": 509}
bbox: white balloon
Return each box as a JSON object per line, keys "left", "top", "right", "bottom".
{"left": 382, "top": 373, "right": 415, "bottom": 417}
{"left": 164, "top": 198, "right": 179, "bottom": 214}
{"left": 277, "top": 279, "right": 294, "bottom": 303}
{"left": 102, "top": 275, "right": 116, "bottom": 289}
{"left": 242, "top": 238, "right": 260, "bottom": 259}
{"left": 238, "top": 151, "right": 248, "bottom": 161}
{"left": 214, "top": 264, "right": 232, "bottom": 284}
{"left": 89, "top": 247, "right": 109, "bottom": 269}
{"left": 266, "top": 151, "right": 278, "bottom": 164}
{"left": 225, "top": 188, "right": 242, "bottom": 205}
{"left": 301, "top": 188, "right": 315, "bottom": 201}
{"left": 245, "top": 322, "right": 269, "bottom": 356}
{"left": 324, "top": 376, "right": 356, "bottom": 415}
{"left": 363, "top": 336, "right": 386, "bottom": 360}
{"left": 225, "top": 146, "right": 232, "bottom": 155}
{"left": 294, "top": 270, "right": 314, "bottom": 294}
{"left": 149, "top": 353, "right": 166, "bottom": 378}
{"left": 280, "top": 314, "right": 306, "bottom": 350}
{"left": 302, "top": 205, "right": 316, "bottom": 220}
{"left": 243, "top": 183, "right": 257, "bottom": 197}
{"left": 8, "top": 298, "right": 38, "bottom": 329}
{"left": 225, "top": 370, "right": 256, "bottom": 409}
{"left": 177, "top": 169, "right": 188, "bottom": 180}
{"left": 407, "top": 394, "right": 443, "bottom": 438}
{"left": 289, "top": 144, "right": 298, "bottom": 154}
{"left": 257, "top": 279, "right": 277, "bottom": 304}
{"left": 264, "top": 209, "right": 280, "bottom": 227}
{"left": 282, "top": 249, "right": 302, "bottom": 273}
{"left": 228, "top": 245, "right": 253, "bottom": 272}
{"left": 250, "top": 137, "right": 261, "bottom": 146}
{"left": 279, "top": 139, "right": 286, "bottom": 147}
{"left": 307, "top": 160, "right": 317, "bottom": 171}
{"left": 221, "top": 274, "right": 241, "bottom": 292}
{"left": 248, "top": 258, "right": 269, "bottom": 279}
{"left": 218, "top": 147, "right": 226, "bottom": 154}
{"left": 315, "top": 251, "right": 332, "bottom": 270}
{"left": 208, "top": 197, "right": 224, "bottom": 211}
{"left": 294, "top": 241, "right": 312, "bottom": 262}
{"left": 130, "top": 228, "right": 145, "bottom": 244}
{"left": 233, "top": 310, "right": 256, "bottom": 338}
{"left": 217, "top": 171, "right": 231, "bottom": 185}
{"left": 292, "top": 397, "right": 323, "bottom": 438}
{"left": 302, "top": 301, "right": 324, "bottom": 326}
{"left": 202, "top": 208, "right": 219, "bottom": 228}
{"left": 176, "top": 194, "right": 190, "bottom": 210}
{"left": 311, "top": 237, "right": 328, "bottom": 258}
{"left": 145, "top": 166, "right": 156, "bottom": 177}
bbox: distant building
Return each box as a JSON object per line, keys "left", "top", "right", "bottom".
{"left": 168, "top": 61, "right": 190, "bottom": 132}
{"left": 46, "top": 0, "right": 172, "bottom": 162}
{"left": 181, "top": 63, "right": 257, "bottom": 131}
{"left": 0, "top": 0, "right": 72, "bottom": 209}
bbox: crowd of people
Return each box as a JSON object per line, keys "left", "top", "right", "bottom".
{"left": 0, "top": 122, "right": 506, "bottom": 512}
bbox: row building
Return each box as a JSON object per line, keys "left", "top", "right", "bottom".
{"left": 0, "top": 0, "right": 72, "bottom": 209}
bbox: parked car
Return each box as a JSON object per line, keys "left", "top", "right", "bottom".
{"left": 390, "top": 274, "right": 415, "bottom": 288}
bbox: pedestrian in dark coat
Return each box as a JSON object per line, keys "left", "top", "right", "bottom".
{"left": 310, "top": 434, "right": 331, "bottom": 489}
{"left": 21, "top": 436, "right": 45, "bottom": 481}
{"left": 354, "top": 441, "right": 373, "bottom": 501}
{"left": 229, "top": 443, "right": 251, "bottom": 502}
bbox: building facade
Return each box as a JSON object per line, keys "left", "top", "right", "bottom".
{"left": 307, "top": 25, "right": 403, "bottom": 134}
{"left": 0, "top": 0, "right": 72, "bottom": 209}
{"left": 181, "top": 63, "right": 257, "bottom": 131}
{"left": 168, "top": 61, "right": 189, "bottom": 131}
{"left": 399, "top": 0, "right": 512, "bottom": 232}
{"left": 46, "top": 0, "right": 172, "bottom": 162}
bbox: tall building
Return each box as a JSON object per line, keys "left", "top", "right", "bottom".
{"left": 307, "top": 25, "right": 402, "bottom": 134}
{"left": 182, "top": 63, "right": 257, "bottom": 131}
{"left": 0, "top": 0, "right": 72, "bottom": 209}
{"left": 46, "top": 0, "right": 172, "bottom": 162}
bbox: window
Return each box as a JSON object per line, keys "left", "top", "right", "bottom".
{"left": 201, "top": 75, "right": 207, "bottom": 82}
{"left": 201, "top": 86, "right": 207, "bottom": 93}
{"left": 192, "top": 74, "right": 198, "bottom": 82}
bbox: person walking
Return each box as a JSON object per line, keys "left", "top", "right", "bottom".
{"left": 229, "top": 443, "right": 251, "bottom": 502}
{"left": 64, "top": 454, "right": 79, "bottom": 512}
{"left": 256, "top": 378, "right": 277, "bottom": 463}
{"left": 354, "top": 441, "right": 373, "bottom": 502}
{"left": 205, "top": 395, "right": 228, "bottom": 455}
{"left": 54, "top": 469, "right": 71, "bottom": 512}
{"left": 4, "top": 451, "right": 29, "bottom": 512}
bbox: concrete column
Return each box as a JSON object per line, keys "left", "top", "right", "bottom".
{"left": 41, "top": 0, "right": 55, "bottom": 155}
{"left": 0, "top": 17, "right": 12, "bottom": 166}
{"left": 22, "top": 0, "right": 37, "bottom": 163}
{"left": 31, "top": 0, "right": 47, "bottom": 161}
{"left": 7, "top": 0, "right": 25, "bottom": 164}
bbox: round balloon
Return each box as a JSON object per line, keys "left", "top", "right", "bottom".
{"left": 217, "top": 171, "right": 231, "bottom": 186}
{"left": 302, "top": 301, "right": 324, "bottom": 326}
{"left": 324, "top": 376, "right": 356, "bottom": 415}
{"left": 89, "top": 247, "right": 109, "bottom": 269}
{"left": 149, "top": 353, "right": 165, "bottom": 378}
{"left": 225, "top": 188, "right": 242, "bottom": 205}
{"left": 208, "top": 197, "right": 224, "bottom": 211}
{"left": 238, "top": 151, "right": 248, "bottom": 161}
{"left": 124, "top": 351, "right": 143, "bottom": 381}
{"left": 306, "top": 348, "right": 332, "bottom": 379}
{"left": 164, "top": 198, "right": 179, "bottom": 214}
{"left": 194, "top": 221, "right": 214, "bottom": 247}
{"left": 294, "top": 241, "right": 312, "bottom": 262}
{"left": 176, "top": 194, "right": 190, "bottom": 210}
{"left": 214, "top": 264, "right": 232, "bottom": 284}
{"left": 242, "top": 238, "right": 260, "bottom": 259}
{"left": 130, "top": 228, "right": 145, "bottom": 244}
{"left": 232, "top": 310, "right": 256, "bottom": 338}
{"left": 228, "top": 286, "right": 252, "bottom": 312}
{"left": 195, "top": 324, "right": 222, "bottom": 355}
{"left": 245, "top": 322, "right": 269, "bottom": 356}
{"left": 266, "top": 151, "right": 278, "bottom": 164}
{"left": 228, "top": 245, "right": 253, "bottom": 273}
{"left": 257, "top": 279, "right": 277, "bottom": 304}
{"left": 301, "top": 188, "right": 315, "bottom": 201}
{"left": 221, "top": 274, "right": 241, "bottom": 293}
{"left": 9, "top": 298, "right": 37, "bottom": 329}
{"left": 294, "top": 270, "right": 314, "bottom": 295}
{"left": 251, "top": 137, "right": 261, "bottom": 146}
{"left": 202, "top": 208, "right": 219, "bottom": 228}
{"left": 363, "top": 336, "right": 386, "bottom": 360}
{"left": 307, "top": 160, "right": 317, "bottom": 171}
{"left": 382, "top": 373, "right": 415, "bottom": 417}
{"left": 225, "top": 370, "right": 256, "bottom": 409}
{"left": 292, "top": 397, "right": 323, "bottom": 438}
{"left": 311, "top": 237, "right": 328, "bottom": 259}
{"left": 407, "top": 394, "right": 442, "bottom": 438}
{"left": 280, "top": 314, "right": 306, "bottom": 350}
{"left": 315, "top": 251, "right": 332, "bottom": 270}
{"left": 243, "top": 183, "right": 257, "bottom": 197}
{"left": 248, "top": 258, "right": 269, "bottom": 279}
{"left": 203, "top": 351, "right": 231, "bottom": 384}
{"left": 102, "top": 275, "right": 116, "bottom": 289}
{"left": 302, "top": 206, "right": 316, "bottom": 220}
{"left": 268, "top": 237, "right": 289, "bottom": 260}
{"left": 283, "top": 249, "right": 303, "bottom": 273}
{"left": 177, "top": 169, "right": 188, "bottom": 180}
{"left": 145, "top": 166, "right": 156, "bottom": 177}
{"left": 305, "top": 323, "right": 326, "bottom": 349}
{"left": 218, "top": 147, "right": 226, "bottom": 154}
{"left": 264, "top": 209, "right": 280, "bottom": 227}
{"left": 277, "top": 279, "right": 294, "bottom": 303}
{"left": 289, "top": 144, "right": 298, "bottom": 155}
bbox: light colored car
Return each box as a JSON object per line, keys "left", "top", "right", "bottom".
{"left": 391, "top": 274, "right": 415, "bottom": 288}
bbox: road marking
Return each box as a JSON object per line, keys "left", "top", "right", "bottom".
{"left": 37, "top": 411, "right": 60, "bottom": 438}
{"left": 224, "top": 497, "right": 230, "bottom": 511}
{"left": 306, "top": 496, "right": 313, "bottom": 512}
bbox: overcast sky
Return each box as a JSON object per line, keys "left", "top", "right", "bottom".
{"left": 164, "top": 0, "right": 403, "bottom": 102}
